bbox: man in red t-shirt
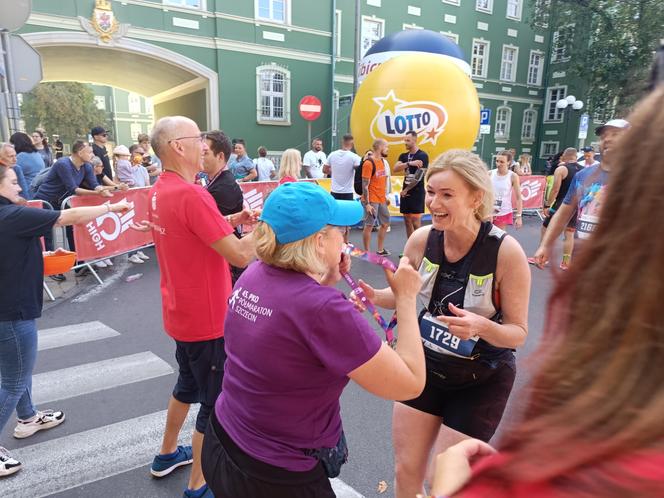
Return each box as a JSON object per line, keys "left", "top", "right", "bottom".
{"left": 133, "top": 116, "right": 255, "bottom": 498}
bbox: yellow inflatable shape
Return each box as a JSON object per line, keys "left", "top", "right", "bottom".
{"left": 351, "top": 53, "right": 480, "bottom": 168}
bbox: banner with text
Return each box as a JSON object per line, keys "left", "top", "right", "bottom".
{"left": 513, "top": 175, "right": 546, "bottom": 211}
{"left": 68, "top": 187, "right": 153, "bottom": 261}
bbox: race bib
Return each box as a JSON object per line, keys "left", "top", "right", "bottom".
{"left": 419, "top": 312, "right": 478, "bottom": 359}
{"left": 577, "top": 213, "right": 598, "bottom": 240}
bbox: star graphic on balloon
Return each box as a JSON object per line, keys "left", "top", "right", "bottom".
{"left": 421, "top": 127, "right": 444, "bottom": 145}
{"left": 373, "top": 90, "right": 403, "bottom": 115}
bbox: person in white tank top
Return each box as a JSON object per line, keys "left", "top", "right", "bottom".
{"left": 491, "top": 151, "right": 523, "bottom": 230}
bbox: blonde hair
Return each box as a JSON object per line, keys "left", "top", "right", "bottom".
{"left": 253, "top": 221, "right": 327, "bottom": 275}
{"left": 278, "top": 148, "right": 301, "bottom": 180}
{"left": 425, "top": 149, "right": 494, "bottom": 221}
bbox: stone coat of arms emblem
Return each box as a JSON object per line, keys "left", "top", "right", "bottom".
{"left": 79, "top": 0, "right": 130, "bottom": 44}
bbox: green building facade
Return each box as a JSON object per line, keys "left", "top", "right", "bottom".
{"left": 19, "top": 0, "right": 592, "bottom": 168}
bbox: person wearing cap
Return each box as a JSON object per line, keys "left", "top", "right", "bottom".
{"left": 533, "top": 119, "right": 630, "bottom": 267}
{"left": 201, "top": 181, "right": 426, "bottom": 498}
{"left": 114, "top": 144, "right": 149, "bottom": 189}
{"left": 90, "top": 126, "right": 113, "bottom": 181}
{"left": 580, "top": 145, "right": 600, "bottom": 168}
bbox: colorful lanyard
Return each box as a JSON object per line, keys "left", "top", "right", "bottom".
{"left": 342, "top": 244, "right": 398, "bottom": 345}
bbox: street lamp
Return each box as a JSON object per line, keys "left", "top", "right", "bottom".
{"left": 556, "top": 95, "right": 584, "bottom": 146}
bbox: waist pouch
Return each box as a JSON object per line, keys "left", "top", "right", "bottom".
{"left": 303, "top": 431, "right": 348, "bottom": 478}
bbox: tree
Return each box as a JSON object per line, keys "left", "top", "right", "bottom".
{"left": 21, "top": 82, "right": 109, "bottom": 145}
{"left": 530, "top": 0, "right": 664, "bottom": 118}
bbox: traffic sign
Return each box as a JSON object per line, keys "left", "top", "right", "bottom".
{"left": 578, "top": 113, "right": 589, "bottom": 139}
{"left": 299, "top": 95, "right": 322, "bottom": 121}
{"left": 8, "top": 35, "right": 42, "bottom": 93}
{"left": 479, "top": 124, "right": 491, "bottom": 135}
{"left": 0, "top": 0, "right": 31, "bottom": 31}
{"left": 480, "top": 108, "right": 491, "bottom": 125}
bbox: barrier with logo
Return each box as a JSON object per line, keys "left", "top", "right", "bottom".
{"left": 513, "top": 175, "right": 547, "bottom": 213}
{"left": 64, "top": 187, "right": 153, "bottom": 262}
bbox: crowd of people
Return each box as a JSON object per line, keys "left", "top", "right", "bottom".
{"left": 0, "top": 79, "right": 662, "bottom": 498}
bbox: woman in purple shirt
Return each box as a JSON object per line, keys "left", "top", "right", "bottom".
{"left": 202, "top": 182, "right": 426, "bottom": 498}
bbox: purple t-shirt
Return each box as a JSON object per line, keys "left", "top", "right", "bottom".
{"left": 216, "top": 261, "right": 382, "bottom": 471}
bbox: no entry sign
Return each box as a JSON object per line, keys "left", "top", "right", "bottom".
{"left": 299, "top": 95, "right": 322, "bottom": 121}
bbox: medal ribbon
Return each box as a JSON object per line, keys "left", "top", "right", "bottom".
{"left": 342, "top": 244, "right": 398, "bottom": 344}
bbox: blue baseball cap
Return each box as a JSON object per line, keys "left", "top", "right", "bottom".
{"left": 259, "top": 182, "right": 364, "bottom": 244}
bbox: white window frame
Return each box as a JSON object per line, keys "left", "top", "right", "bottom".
{"left": 361, "top": 16, "right": 385, "bottom": 57}
{"left": 130, "top": 123, "right": 143, "bottom": 141}
{"left": 527, "top": 50, "right": 544, "bottom": 86}
{"left": 540, "top": 141, "right": 559, "bottom": 158}
{"left": 471, "top": 38, "right": 490, "bottom": 79}
{"left": 255, "top": 0, "right": 291, "bottom": 24}
{"left": 94, "top": 96, "right": 106, "bottom": 111}
{"left": 128, "top": 93, "right": 141, "bottom": 114}
{"left": 500, "top": 44, "right": 518, "bottom": 82}
{"left": 441, "top": 31, "right": 459, "bottom": 44}
{"left": 506, "top": 0, "right": 523, "bottom": 21}
{"left": 163, "top": 0, "right": 206, "bottom": 9}
{"left": 335, "top": 9, "right": 342, "bottom": 58}
{"left": 494, "top": 106, "right": 511, "bottom": 141}
{"left": 521, "top": 108, "right": 537, "bottom": 142}
{"left": 403, "top": 23, "right": 424, "bottom": 30}
{"left": 443, "top": 0, "right": 461, "bottom": 5}
{"left": 475, "top": 0, "right": 493, "bottom": 14}
{"left": 551, "top": 27, "right": 572, "bottom": 62}
{"left": 256, "top": 64, "right": 291, "bottom": 125}
{"left": 545, "top": 85, "right": 567, "bottom": 123}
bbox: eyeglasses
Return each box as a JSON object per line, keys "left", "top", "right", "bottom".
{"left": 168, "top": 135, "right": 205, "bottom": 144}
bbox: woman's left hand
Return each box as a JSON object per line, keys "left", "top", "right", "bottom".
{"left": 439, "top": 304, "right": 490, "bottom": 340}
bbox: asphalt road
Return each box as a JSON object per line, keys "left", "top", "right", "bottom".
{"left": 1, "top": 216, "right": 556, "bottom": 498}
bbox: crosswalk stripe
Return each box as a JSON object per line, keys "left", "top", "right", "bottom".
{"left": 32, "top": 352, "right": 174, "bottom": 405}
{"left": 332, "top": 478, "right": 366, "bottom": 497}
{"left": 38, "top": 321, "right": 121, "bottom": 351}
{"left": 5, "top": 409, "right": 197, "bottom": 498}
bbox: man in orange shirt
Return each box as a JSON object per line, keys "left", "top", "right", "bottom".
{"left": 361, "top": 138, "right": 391, "bottom": 255}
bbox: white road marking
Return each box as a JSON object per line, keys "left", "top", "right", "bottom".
{"left": 38, "top": 321, "right": 120, "bottom": 351}
{"left": 331, "top": 477, "right": 366, "bottom": 497}
{"left": 32, "top": 352, "right": 173, "bottom": 405}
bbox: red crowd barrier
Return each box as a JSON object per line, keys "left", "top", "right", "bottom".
{"left": 512, "top": 175, "right": 546, "bottom": 210}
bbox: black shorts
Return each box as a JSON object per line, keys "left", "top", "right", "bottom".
{"left": 543, "top": 206, "right": 577, "bottom": 231}
{"left": 202, "top": 413, "right": 335, "bottom": 498}
{"left": 399, "top": 184, "right": 425, "bottom": 214}
{"left": 331, "top": 192, "right": 354, "bottom": 201}
{"left": 172, "top": 337, "right": 226, "bottom": 434}
{"left": 402, "top": 353, "right": 516, "bottom": 442}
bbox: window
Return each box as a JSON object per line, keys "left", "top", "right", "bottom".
{"left": 527, "top": 50, "right": 544, "bottom": 85}
{"left": 500, "top": 45, "right": 518, "bottom": 82}
{"left": 540, "top": 141, "right": 559, "bottom": 158}
{"left": 256, "top": 65, "right": 291, "bottom": 124}
{"left": 403, "top": 23, "right": 423, "bottom": 30}
{"left": 506, "top": 0, "right": 522, "bottom": 20}
{"left": 256, "top": 0, "right": 287, "bottom": 23}
{"left": 521, "top": 109, "right": 537, "bottom": 141}
{"left": 145, "top": 98, "right": 153, "bottom": 115}
{"left": 128, "top": 93, "right": 141, "bottom": 114}
{"left": 130, "top": 123, "right": 142, "bottom": 141}
{"left": 495, "top": 106, "right": 511, "bottom": 141}
{"left": 361, "top": 17, "right": 385, "bottom": 57}
{"left": 335, "top": 10, "right": 342, "bottom": 57}
{"left": 163, "top": 0, "right": 204, "bottom": 8}
{"left": 552, "top": 29, "right": 571, "bottom": 62}
{"left": 471, "top": 39, "right": 489, "bottom": 78}
{"left": 441, "top": 32, "right": 459, "bottom": 44}
{"left": 476, "top": 0, "right": 493, "bottom": 13}
{"left": 443, "top": 0, "right": 460, "bottom": 5}
{"left": 545, "top": 86, "right": 566, "bottom": 122}
{"left": 94, "top": 96, "right": 106, "bottom": 111}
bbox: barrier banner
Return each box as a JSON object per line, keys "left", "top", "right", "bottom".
{"left": 238, "top": 179, "right": 331, "bottom": 213}
{"left": 513, "top": 175, "right": 546, "bottom": 210}
{"left": 69, "top": 187, "right": 153, "bottom": 261}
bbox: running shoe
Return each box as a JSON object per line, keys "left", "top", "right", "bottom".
{"left": 104, "top": 259, "right": 113, "bottom": 266}
{"left": 49, "top": 273, "right": 66, "bottom": 282}
{"left": 136, "top": 251, "right": 150, "bottom": 260}
{"left": 559, "top": 260, "right": 570, "bottom": 271}
{"left": 94, "top": 260, "right": 108, "bottom": 269}
{"left": 0, "top": 447, "right": 21, "bottom": 477}
{"left": 183, "top": 483, "right": 213, "bottom": 498}
{"left": 376, "top": 249, "right": 391, "bottom": 256}
{"left": 151, "top": 445, "right": 193, "bottom": 478}
{"left": 128, "top": 254, "right": 144, "bottom": 264}
{"left": 14, "top": 410, "right": 65, "bottom": 439}
{"left": 527, "top": 257, "right": 549, "bottom": 267}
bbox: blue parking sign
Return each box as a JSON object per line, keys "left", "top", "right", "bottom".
{"left": 480, "top": 109, "right": 491, "bottom": 125}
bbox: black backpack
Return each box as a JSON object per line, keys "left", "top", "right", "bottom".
{"left": 354, "top": 158, "right": 375, "bottom": 195}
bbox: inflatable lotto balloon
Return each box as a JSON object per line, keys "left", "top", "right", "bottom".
{"left": 358, "top": 29, "right": 470, "bottom": 84}
{"left": 351, "top": 52, "right": 480, "bottom": 167}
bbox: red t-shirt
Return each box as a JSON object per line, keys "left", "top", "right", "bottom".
{"left": 148, "top": 171, "right": 234, "bottom": 342}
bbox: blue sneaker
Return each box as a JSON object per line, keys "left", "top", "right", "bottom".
{"left": 150, "top": 445, "right": 193, "bottom": 477}
{"left": 183, "top": 483, "right": 214, "bottom": 498}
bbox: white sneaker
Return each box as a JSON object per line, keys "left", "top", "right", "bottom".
{"left": 128, "top": 254, "right": 144, "bottom": 264}
{"left": 0, "top": 447, "right": 21, "bottom": 477}
{"left": 104, "top": 259, "right": 113, "bottom": 266}
{"left": 136, "top": 251, "right": 150, "bottom": 260}
{"left": 14, "top": 410, "right": 65, "bottom": 439}
{"left": 94, "top": 261, "right": 108, "bottom": 269}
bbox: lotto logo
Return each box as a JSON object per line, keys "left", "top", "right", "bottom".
{"left": 85, "top": 202, "right": 136, "bottom": 251}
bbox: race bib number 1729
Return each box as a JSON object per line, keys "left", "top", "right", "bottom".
{"left": 419, "top": 312, "right": 478, "bottom": 359}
